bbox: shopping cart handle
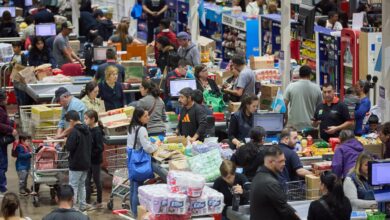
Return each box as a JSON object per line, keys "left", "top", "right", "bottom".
{"left": 32, "top": 140, "right": 44, "bottom": 143}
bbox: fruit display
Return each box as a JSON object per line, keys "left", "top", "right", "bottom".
{"left": 356, "top": 136, "right": 382, "bottom": 145}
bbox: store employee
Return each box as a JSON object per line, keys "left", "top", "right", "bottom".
{"left": 312, "top": 83, "right": 353, "bottom": 141}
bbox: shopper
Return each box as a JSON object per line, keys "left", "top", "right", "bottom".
{"left": 28, "top": 36, "right": 57, "bottom": 67}
{"left": 307, "top": 171, "right": 352, "bottom": 220}
{"left": 250, "top": 146, "right": 300, "bottom": 220}
{"left": 0, "top": 192, "right": 31, "bottom": 220}
{"left": 142, "top": 0, "right": 168, "bottom": 43}
{"left": 11, "top": 42, "right": 27, "bottom": 66}
{"left": 231, "top": 126, "right": 267, "bottom": 181}
{"left": 363, "top": 114, "right": 380, "bottom": 134}
{"left": 343, "top": 152, "right": 377, "bottom": 210}
{"left": 127, "top": 107, "right": 158, "bottom": 217}
{"left": 0, "top": 89, "right": 17, "bottom": 194}
{"left": 343, "top": 87, "right": 360, "bottom": 123}
{"left": 108, "top": 23, "right": 141, "bottom": 51}
{"left": 222, "top": 67, "right": 240, "bottom": 102}
{"left": 222, "top": 56, "right": 255, "bottom": 99}
{"left": 177, "top": 32, "right": 201, "bottom": 66}
{"left": 14, "top": 134, "right": 32, "bottom": 196}
{"left": 315, "top": 0, "right": 337, "bottom": 16}
{"left": 284, "top": 65, "right": 322, "bottom": 130}
{"left": 137, "top": 80, "right": 166, "bottom": 136}
{"left": 81, "top": 81, "right": 106, "bottom": 113}
{"left": 278, "top": 127, "right": 312, "bottom": 182}
{"left": 155, "top": 36, "right": 178, "bottom": 73}
{"left": 354, "top": 80, "right": 371, "bottom": 135}
{"left": 42, "top": 184, "right": 90, "bottom": 220}
{"left": 93, "top": 9, "right": 114, "bottom": 41}
{"left": 34, "top": 3, "right": 55, "bottom": 24}
{"left": 95, "top": 48, "right": 125, "bottom": 83}
{"left": 21, "top": 15, "right": 35, "bottom": 42}
{"left": 312, "top": 83, "right": 353, "bottom": 141}
{"left": 156, "top": 19, "right": 178, "bottom": 48}
{"left": 64, "top": 110, "right": 92, "bottom": 212}
{"left": 84, "top": 110, "right": 104, "bottom": 209}
{"left": 53, "top": 21, "right": 84, "bottom": 68}
{"left": 0, "top": 11, "right": 19, "bottom": 37}
{"left": 176, "top": 88, "right": 208, "bottom": 142}
{"left": 326, "top": 11, "right": 343, "bottom": 31}
{"left": 228, "top": 95, "right": 259, "bottom": 149}
{"left": 98, "top": 65, "right": 125, "bottom": 111}
{"left": 192, "top": 90, "right": 213, "bottom": 116}
{"left": 54, "top": 87, "right": 87, "bottom": 139}
{"left": 194, "top": 64, "right": 220, "bottom": 95}
{"left": 332, "top": 129, "right": 364, "bottom": 179}
{"left": 213, "top": 160, "right": 249, "bottom": 218}
{"left": 379, "top": 122, "right": 390, "bottom": 158}
{"left": 246, "top": 0, "right": 267, "bottom": 16}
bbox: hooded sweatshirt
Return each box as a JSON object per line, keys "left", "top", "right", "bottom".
{"left": 65, "top": 123, "right": 92, "bottom": 171}
{"left": 90, "top": 126, "right": 104, "bottom": 165}
{"left": 332, "top": 138, "right": 364, "bottom": 178}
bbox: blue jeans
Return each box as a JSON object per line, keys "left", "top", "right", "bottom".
{"left": 69, "top": 170, "right": 88, "bottom": 209}
{"left": 0, "top": 146, "right": 8, "bottom": 192}
{"left": 130, "top": 180, "right": 143, "bottom": 217}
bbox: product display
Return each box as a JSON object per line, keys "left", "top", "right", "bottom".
{"left": 187, "top": 149, "right": 222, "bottom": 182}
{"left": 167, "top": 171, "right": 206, "bottom": 197}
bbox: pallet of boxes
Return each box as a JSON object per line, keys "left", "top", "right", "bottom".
{"left": 305, "top": 161, "right": 332, "bottom": 200}
{"left": 22, "top": 104, "right": 62, "bottom": 139}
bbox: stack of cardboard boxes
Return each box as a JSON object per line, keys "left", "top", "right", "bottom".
{"left": 260, "top": 84, "right": 280, "bottom": 110}
{"left": 305, "top": 174, "right": 321, "bottom": 200}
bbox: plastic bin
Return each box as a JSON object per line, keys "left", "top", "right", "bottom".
{"left": 213, "top": 112, "right": 224, "bottom": 121}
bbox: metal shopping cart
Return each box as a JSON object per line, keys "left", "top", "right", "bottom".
{"left": 31, "top": 139, "right": 68, "bottom": 207}
{"left": 285, "top": 180, "right": 321, "bottom": 201}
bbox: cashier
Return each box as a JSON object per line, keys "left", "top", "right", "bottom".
{"left": 228, "top": 95, "right": 259, "bottom": 149}
{"left": 54, "top": 87, "right": 87, "bottom": 139}
{"left": 312, "top": 83, "right": 353, "bottom": 142}
{"left": 98, "top": 65, "right": 125, "bottom": 111}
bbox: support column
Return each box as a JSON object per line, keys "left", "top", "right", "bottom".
{"left": 380, "top": 0, "right": 390, "bottom": 122}
{"left": 280, "top": 0, "right": 291, "bottom": 91}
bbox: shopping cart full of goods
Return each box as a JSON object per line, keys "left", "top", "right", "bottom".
{"left": 31, "top": 139, "right": 68, "bottom": 207}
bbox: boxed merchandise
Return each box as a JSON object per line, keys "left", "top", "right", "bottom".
{"left": 165, "top": 136, "right": 187, "bottom": 145}
{"left": 188, "top": 186, "right": 224, "bottom": 216}
{"left": 255, "top": 68, "right": 280, "bottom": 81}
{"left": 100, "top": 113, "right": 130, "bottom": 135}
{"left": 261, "top": 84, "right": 280, "bottom": 98}
{"left": 187, "top": 149, "right": 222, "bottom": 182}
{"left": 363, "top": 144, "right": 383, "bottom": 159}
{"left": 250, "top": 56, "right": 274, "bottom": 70}
{"left": 191, "top": 142, "right": 220, "bottom": 155}
{"left": 198, "top": 36, "right": 216, "bottom": 52}
{"left": 31, "top": 105, "right": 54, "bottom": 120}
{"left": 312, "top": 161, "right": 332, "bottom": 170}
{"left": 169, "top": 159, "right": 189, "bottom": 171}
{"left": 214, "top": 70, "right": 232, "bottom": 85}
{"left": 305, "top": 175, "right": 321, "bottom": 200}
{"left": 167, "top": 171, "right": 206, "bottom": 197}
{"left": 228, "top": 102, "right": 240, "bottom": 113}
{"left": 69, "top": 40, "right": 81, "bottom": 53}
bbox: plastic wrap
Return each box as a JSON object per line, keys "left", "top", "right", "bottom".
{"left": 167, "top": 171, "right": 205, "bottom": 197}
{"left": 189, "top": 186, "right": 224, "bottom": 216}
{"left": 191, "top": 142, "right": 220, "bottom": 155}
{"left": 187, "top": 149, "right": 222, "bottom": 182}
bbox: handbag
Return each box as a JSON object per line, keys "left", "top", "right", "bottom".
{"left": 131, "top": 3, "right": 143, "bottom": 19}
{"left": 127, "top": 127, "right": 154, "bottom": 182}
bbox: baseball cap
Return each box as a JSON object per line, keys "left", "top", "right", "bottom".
{"left": 62, "top": 21, "right": 75, "bottom": 30}
{"left": 177, "top": 32, "right": 190, "bottom": 40}
{"left": 54, "top": 87, "right": 70, "bottom": 102}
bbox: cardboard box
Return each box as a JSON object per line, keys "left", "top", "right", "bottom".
{"left": 250, "top": 56, "right": 274, "bottom": 70}
{"left": 31, "top": 105, "right": 54, "bottom": 120}
{"left": 261, "top": 84, "right": 280, "bottom": 98}
{"left": 305, "top": 174, "right": 320, "bottom": 189}
{"left": 137, "top": 205, "right": 148, "bottom": 220}
{"left": 165, "top": 136, "right": 187, "bottom": 145}
{"left": 198, "top": 36, "right": 216, "bottom": 52}
{"left": 169, "top": 159, "right": 189, "bottom": 171}
{"left": 228, "top": 102, "right": 241, "bottom": 113}
{"left": 363, "top": 144, "right": 384, "bottom": 159}
{"left": 121, "top": 61, "right": 144, "bottom": 83}
{"left": 214, "top": 70, "right": 232, "bottom": 85}
{"left": 69, "top": 40, "right": 81, "bottom": 53}
{"left": 312, "top": 161, "right": 332, "bottom": 171}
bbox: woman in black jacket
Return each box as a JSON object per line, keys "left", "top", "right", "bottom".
{"left": 83, "top": 110, "right": 104, "bottom": 209}
{"left": 0, "top": 11, "right": 18, "bottom": 37}
{"left": 28, "top": 36, "right": 56, "bottom": 67}
{"left": 194, "top": 64, "right": 220, "bottom": 95}
{"left": 156, "top": 36, "right": 178, "bottom": 73}
{"left": 308, "top": 171, "right": 352, "bottom": 220}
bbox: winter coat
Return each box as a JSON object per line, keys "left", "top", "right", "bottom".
{"left": 332, "top": 138, "right": 364, "bottom": 178}
{"left": 64, "top": 123, "right": 92, "bottom": 171}
{"left": 15, "top": 144, "right": 31, "bottom": 171}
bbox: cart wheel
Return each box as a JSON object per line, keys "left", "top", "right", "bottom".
{"left": 122, "top": 203, "right": 130, "bottom": 210}
{"left": 32, "top": 196, "right": 40, "bottom": 207}
{"left": 107, "top": 200, "right": 113, "bottom": 210}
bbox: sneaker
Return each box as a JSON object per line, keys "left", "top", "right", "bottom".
{"left": 93, "top": 202, "right": 103, "bottom": 209}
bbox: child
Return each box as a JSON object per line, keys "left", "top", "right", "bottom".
{"left": 363, "top": 114, "right": 380, "bottom": 135}
{"left": 84, "top": 110, "right": 104, "bottom": 209}
{"left": 14, "top": 134, "right": 32, "bottom": 196}
{"left": 343, "top": 87, "right": 360, "bottom": 121}
{"left": 64, "top": 110, "right": 92, "bottom": 211}
{"left": 11, "top": 41, "right": 27, "bottom": 66}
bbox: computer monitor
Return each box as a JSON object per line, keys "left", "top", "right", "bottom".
{"left": 298, "top": 4, "right": 316, "bottom": 40}
{"left": 0, "top": 7, "right": 16, "bottom": 17}
{"left": 169, "top": 79, "right": 197, "bottom": 97}
{"left": 25, "top": 0, "right": 33, "bottom": 6}
{"left": 253, "top": 113, "right": 284, "bottom": 133}
{"left": 369, "top": 160, "right": 390, "bottom": 186}
{"left": 93, "top": 47, "right": 111, "bottom": 62}
{"left": 35, "top": 23, "right": 57, "bottom": 36}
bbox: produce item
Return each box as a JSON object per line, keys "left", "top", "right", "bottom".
{"left": 167, "top": 171, "right": 205, "bottom": 197}
{"left": 313, "top": 141, "right": 329, "bottom": 148}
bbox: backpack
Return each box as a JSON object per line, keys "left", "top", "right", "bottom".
{"left": 12, "top": 143, "right": 30, "bottom": 158}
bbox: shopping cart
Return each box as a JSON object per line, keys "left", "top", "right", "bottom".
{"left": 285, "top": 180, "right": 321, "bottom": 202}
{"left": 105, "top": 146, "right": 127, "bottom": 175}
{"left": 107, "top": 168, "right": 130, "bottom": 210}
{"left": 31, "top": 139, "right": 68, "bottom": 207}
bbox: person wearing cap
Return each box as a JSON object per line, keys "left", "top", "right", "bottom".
{"left": 53, "top": 21, "right": 85, "bottom": 68}
{"left": 54, "top": 87, "right": 87, "bottom": 139}
{"left": 142, "top": 0, "right": 168, "bottom": 43}
{"left": 93, "top": 9, "right": 114, "bottom": 41}
{"left": 0, "top": 89, "right": 17, "bottom": 194}
{"left": 34, "top": 3, "right": 55, "bottom": 24}
{"left": 177, "top": 32, "right": 201, "bottom": 66}
{"left": 176, "top": 87, "right": 207, "bottom": 142}
{"left": 156, "top": 36, "right": 177, "bottom": 73}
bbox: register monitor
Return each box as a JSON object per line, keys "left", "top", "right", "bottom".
{"left": 169, "top": 79, "right": 197, "bottom": 97}
{"left": 0, "top": 7, "right": 16, "bottom": 17}
{"left": 369, "top": 160, "right": 390, "bottom": 186}
{"left": 253, "top": 113, "right": 284, "bottom": 133}
{"left": 35, "top": 23, "right": 57, "bottom": 36}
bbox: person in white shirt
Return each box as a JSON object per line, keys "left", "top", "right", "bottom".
{"left": 326, "top": 11, "right": 343, "bottom": 31}
{"left": 246, "top": 0, "right": 268, "bottom": 16}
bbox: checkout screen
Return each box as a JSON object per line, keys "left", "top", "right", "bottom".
{"left": 371, "top": 163, "right": 390, "bottom": 185}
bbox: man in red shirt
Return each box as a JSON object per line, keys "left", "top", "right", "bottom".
{"left": 155, "top": 19, "right": 178, "bottom": 59}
